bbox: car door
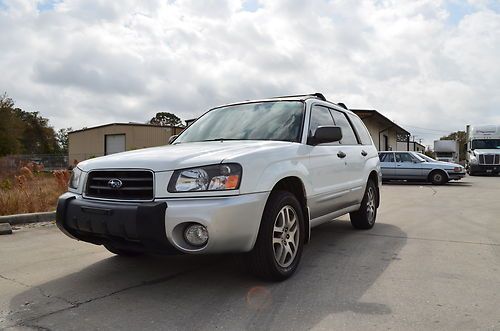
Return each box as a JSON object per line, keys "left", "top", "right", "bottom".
{"left": 394, "top": 152, "right": 423, "bottom": 179}
{"left": 379, "top": 152, "right": 396, "bottom": 178}
{"left": 307, "top": 105, "right": 352, "bottom": 220}
{"left": 329, "top": 109, "right": 365, "bottom": 198}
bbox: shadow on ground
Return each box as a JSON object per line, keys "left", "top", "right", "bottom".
{"left": 7, "top": 221, "right": 406, "bottom": 330}
{"left": 383, "top": 180, "right": 473, "bottom": 187}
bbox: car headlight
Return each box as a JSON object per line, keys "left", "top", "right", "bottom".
{"left": 453, "top": 167, "right": 463, "bottom": 172}
{"left": 69, "top": 167, "right": 82, "bottom": 190}
{"left": 168, "top": 164, "right": 242, "bottom": 192}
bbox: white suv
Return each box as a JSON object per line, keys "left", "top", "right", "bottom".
{"left": 57, "top": 93, "right": 381, "bottom": 280}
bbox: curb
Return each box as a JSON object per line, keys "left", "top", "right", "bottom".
{"left": 0, "top": 223, "right": 12, "bottom": 235}
{"left": 0, "top": 211, "right": 56, "bottom": 225}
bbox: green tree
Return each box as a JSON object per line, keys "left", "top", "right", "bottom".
{"left": 0, "top": 93, "right": 24, "bottom": 156}
{"left": 440, "top": 131, "right": 467, "bottom": 161}
{"left": 149, "top": 112, "right": 182, "bottom": 127}
{"left": 0, "top": 93, "right": 59, "bottom": 156}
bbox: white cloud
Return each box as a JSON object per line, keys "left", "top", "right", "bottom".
{"left": 0, "top": 0, "right": 499, "bottom": 145}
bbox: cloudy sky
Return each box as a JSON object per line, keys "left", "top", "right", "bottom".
{"left": 1, "top": 0, "right": 499, "bottom": 146}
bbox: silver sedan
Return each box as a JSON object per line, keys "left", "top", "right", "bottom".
{"left": 378, "top": 151, "right": 466, "bottom": 185}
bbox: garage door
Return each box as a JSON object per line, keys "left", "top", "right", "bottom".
{"left": 105, "top": 134, "right": 126, "bottom": 155}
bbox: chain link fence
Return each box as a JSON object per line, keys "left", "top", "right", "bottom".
{"left": 0, "top": 154, "right": 69, "bottom": 176}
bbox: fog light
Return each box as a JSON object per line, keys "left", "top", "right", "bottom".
{"left": 184, "top": 224, "right": 209, "bottom": 247}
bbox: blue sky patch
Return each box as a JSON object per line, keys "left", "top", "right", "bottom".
{"left": 445, "top": 1, "right": 476, "bottom": 25}
{"left": 242, "top": 0, "right": 260, "bottom": 12}
{"left": 37, "top": 0, "right": 62, "bottom": 12}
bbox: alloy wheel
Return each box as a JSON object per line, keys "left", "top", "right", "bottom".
{"left": 366, "top": 186, "right": 376, "bottom": 224}
{"left": 272, "top": 205, "right": 300, "bottom": 268}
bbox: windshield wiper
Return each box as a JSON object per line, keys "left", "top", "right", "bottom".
{"left": 200, "top": 138, "right": 243, "bottom": 142}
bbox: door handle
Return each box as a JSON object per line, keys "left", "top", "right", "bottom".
{"left": 337, "top": 151, "right": 346, "bottom": 159}
{"left": 361, "top": 150, "right": 368, "bottom": 157}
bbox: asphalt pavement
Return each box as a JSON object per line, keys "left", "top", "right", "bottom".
{"left": 1, "top": 175, "right": 500, "bottom": 330}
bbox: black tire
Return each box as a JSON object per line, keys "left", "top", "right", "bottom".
{"left": 429, "top": 170, "right": 447, "bottom": 185}
{"left": 245, "top": 190, "right": 305, "bottom": 281}
{"left": 350, "top": 180, "right": 378, "bottom": 230}
{"left": 104, "top": 244, "right": 143, "bottom": 257}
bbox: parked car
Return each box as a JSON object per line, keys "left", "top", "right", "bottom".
{"left": 56, "top": 93, "right": 382, "bottom": 281}
{"left": 378, "top": 151, "right": 466, "bottom": 184}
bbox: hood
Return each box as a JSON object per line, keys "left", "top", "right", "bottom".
{"left": 77, "top": 140, "right": 297, "bottom": 172}
{"left": 426, "top": 160, "right": 462, "bottom": 168}
{"left": 472, "top": 149, "right": 500, "bottom": 155}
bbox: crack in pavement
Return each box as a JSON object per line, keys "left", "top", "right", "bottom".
{"left": 0, "top": 274, "right": 75, "bottom": 307}
{"left": 10, "top": 262, "right": 213, "bottom": 329}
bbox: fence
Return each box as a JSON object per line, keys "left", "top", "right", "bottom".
{"left": 0, "top": 154, "right": 69, "bottom": 175}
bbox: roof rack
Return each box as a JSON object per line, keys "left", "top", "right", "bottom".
{"left": 269, "top": 93, "right": 348, "bottom": 110}
{"left": 337, "top": 102, "right": 348, "bottom": 110}
{"left": 270, "top": 93, "right": 327, "bottom": 101}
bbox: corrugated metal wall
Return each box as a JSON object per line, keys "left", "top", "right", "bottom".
{"left": 69, "top": 125, "right": 182, "bottom": 164}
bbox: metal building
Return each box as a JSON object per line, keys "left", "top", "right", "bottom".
{"left": 68, "top": 123, "right": 184, "bottom": 164}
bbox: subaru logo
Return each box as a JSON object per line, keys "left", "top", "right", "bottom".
{"left": 108, "top": 178, "right": 123, "bottom": 189}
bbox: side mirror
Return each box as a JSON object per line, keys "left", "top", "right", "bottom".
{"left": 168, "top": 135, "right": 178, "bottom": 144}
{"left": 310, "top": 126, "right": 342, "bottom": 145}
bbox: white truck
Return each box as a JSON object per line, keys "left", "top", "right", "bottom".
{"left": 434, "top": 140, "right": 459, "bottom": 163}
{"left": 56, "top": 93, "right": 382, "bottom": 280}
{"left": 466, "top": 125, "right": 500, "bottom": 175}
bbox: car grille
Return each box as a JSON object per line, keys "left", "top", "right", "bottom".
{"left": 479, "top": 154, "right": 500, "bottom": 165}
{"left": 85, "top": 170, "right": 154, "bottom": 201}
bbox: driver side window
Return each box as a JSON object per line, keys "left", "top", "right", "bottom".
{"left": 395, "top": 153, "right": 415, "bottom": 163}
{"left": 309, "top": 105, "right": 334, "bottom": 137}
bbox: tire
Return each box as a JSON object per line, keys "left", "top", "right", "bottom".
{"left": 429, "top": 170, "right": 447, "bottom": 185}
{"left": 104, "top": 244, "right": 143, "bottom": 257}
{"left": 350, "top": 180, "right": 378, "bottom": 230}
{"left": 245, "top": 190, "right": 305, "bottom": 281}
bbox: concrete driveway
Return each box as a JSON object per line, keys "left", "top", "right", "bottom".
{"left": 1, "top": 176, "right": 499, "bottom": 330}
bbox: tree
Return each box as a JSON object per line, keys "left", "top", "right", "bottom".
{"left": 149, "top": 112, "right": 182, "bottom": 127}
{"left": 0, "top": 93, "right": 60, "bottom": 157}
{"left": 0, "top": 93, "right": 24, "bottom": 156}
{"left": 440, "top": 131, "right": 467, "bottom": 161}
{"left": 56, "top": 128, "right": 72, "bottom": 154}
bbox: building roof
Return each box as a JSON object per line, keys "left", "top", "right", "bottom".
{"left": 351, "top": 109, "right": 410, "bottom": 136}
{"left": 69, "top": 122, "right": 185, "bottom": 135}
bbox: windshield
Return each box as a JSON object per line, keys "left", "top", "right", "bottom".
{"left": 471, "top": 139, "right": 500, "bottom": 149}
{"left": 175, "top": 101, "right": 305, "bottom": 143}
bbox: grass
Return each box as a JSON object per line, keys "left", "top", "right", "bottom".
{"left": 0, "top": 165, "right": 69, "bottom": 216}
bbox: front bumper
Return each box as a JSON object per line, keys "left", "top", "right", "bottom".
{"left": 56, "top": 192, "right": 269, "bottom": 254}
{"left": 469, "top": 164, "right": 500, "bottom": 174}
{"left": 447, "top": 171, "right": 466, "bottom": 180}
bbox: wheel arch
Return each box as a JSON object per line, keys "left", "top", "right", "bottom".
{"left": 270, "top": 176, "right": 310, "bottom": 244}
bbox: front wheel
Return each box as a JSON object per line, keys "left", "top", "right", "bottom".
{"left": 350, "top": 180, "right": 378, "bottom": 230}
{"left": 246, "top": 191, "right": 304, "bottom": 281}
{"left": 430, "top": 170, "right": 447, "bottom": 185}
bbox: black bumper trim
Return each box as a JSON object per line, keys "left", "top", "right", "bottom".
{"left": 470, "top": 165, "right": 500, "bottom": 174}
{"left": 56, "top": 194, "right": 179, "bottom": 254}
